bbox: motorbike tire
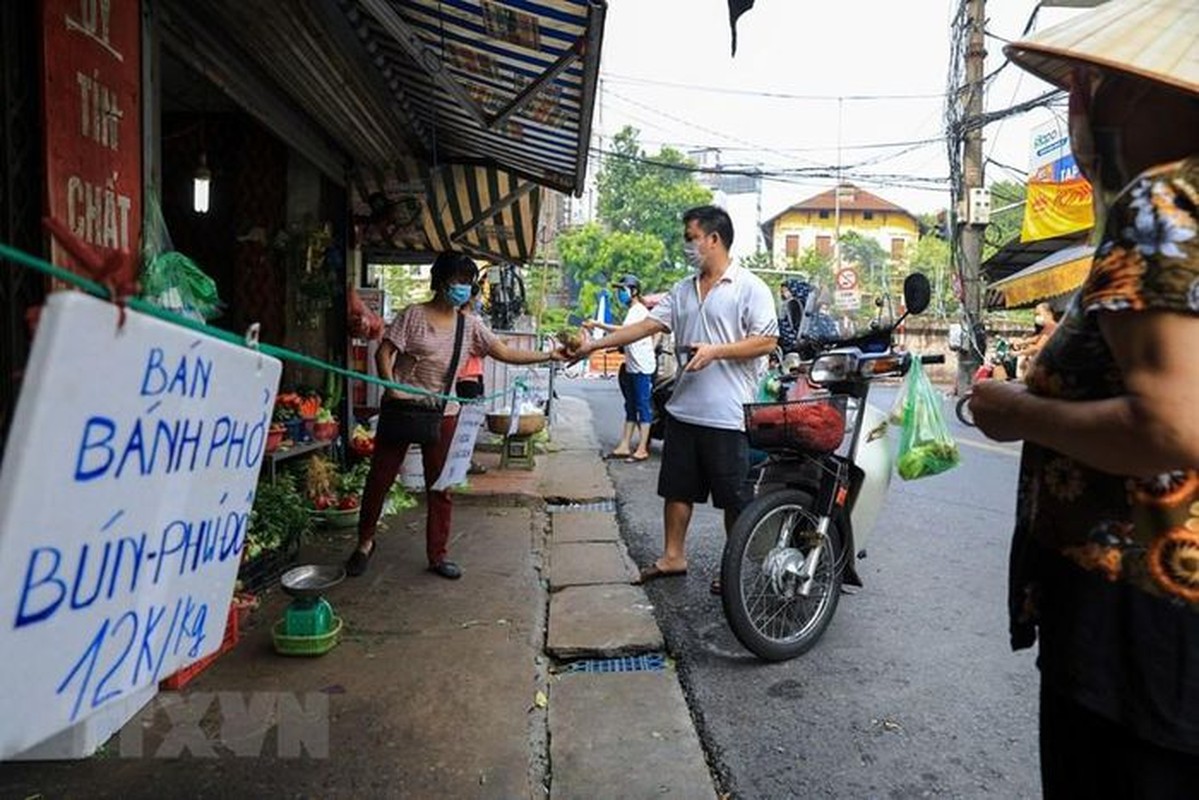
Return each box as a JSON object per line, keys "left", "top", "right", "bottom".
{"left": 955, "top": 395, "right": 973, "bottom": 426}
{"left": 721, "top": 488, "right": 843, "bottom": 661}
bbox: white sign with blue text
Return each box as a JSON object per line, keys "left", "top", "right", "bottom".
{"left": 0, "top": 292, "right": 282, "bottom": 759}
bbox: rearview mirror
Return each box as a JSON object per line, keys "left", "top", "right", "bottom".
{"left": 903, "top": 273, "right": 931, "bottom": 315}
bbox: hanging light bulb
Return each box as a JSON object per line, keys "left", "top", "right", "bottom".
{"left": 193, "top": 153, "right": 211, "bottom": 214}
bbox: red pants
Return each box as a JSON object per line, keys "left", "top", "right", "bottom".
{"left": 358, "top": 414, "right": 457, "bottom": 566}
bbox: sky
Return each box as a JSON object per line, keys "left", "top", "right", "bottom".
{"left": 586, "top": 0, "right": 1088, "bottom": 237}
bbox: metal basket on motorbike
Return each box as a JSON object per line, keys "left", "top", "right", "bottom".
{"left": 743, "top": 394, "right": 849, "bottom": 455}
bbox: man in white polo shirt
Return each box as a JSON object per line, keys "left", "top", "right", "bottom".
{"left": 567, "top": 206, "right": 778, "bottom": 591}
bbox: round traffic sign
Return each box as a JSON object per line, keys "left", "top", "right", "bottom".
{"left": 835, "top": 269, "right": 858, "bottom": 291}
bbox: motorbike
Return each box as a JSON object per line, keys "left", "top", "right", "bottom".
{"left": 720, "top": 273, "right": 944, "bottom": 661}
{"left": 954, "top": 336, "right": 1015, "bottom": 427}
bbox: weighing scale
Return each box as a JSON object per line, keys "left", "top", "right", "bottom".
{"left": 273, "top": 564, "right": 345, "bottom": 656}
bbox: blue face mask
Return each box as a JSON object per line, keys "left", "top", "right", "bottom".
{"left": 446, "top": 283, "right": 472, "bottom": 308}
{"left": 617, "top": 288, "right": 631, "bottom": 305}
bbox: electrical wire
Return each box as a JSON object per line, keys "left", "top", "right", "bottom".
{"left": 590, "top": 147, "right": 951, "bottom": 191}
{"left": 600, "top": 71, "right": 948, "bottom": 102}
{"left": 603, "top": 88, "right": 826, "bottom": 167}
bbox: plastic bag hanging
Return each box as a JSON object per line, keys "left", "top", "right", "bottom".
{"left": 139, "top": 192, "right": 223, "bottom": 322}
{"left": 896, "top": 359, "right": 960, "bottom": 480}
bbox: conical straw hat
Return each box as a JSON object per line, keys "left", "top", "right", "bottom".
{"left": 1005, "top": 0, "right": 1199, "bottom": 95}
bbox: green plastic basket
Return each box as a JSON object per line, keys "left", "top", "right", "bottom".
{"left": 272, "top": 615, "right": 343, "bottom": 656}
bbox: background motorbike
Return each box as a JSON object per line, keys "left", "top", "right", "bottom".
{"left": 721, "top": 274, "right": 944, "bottom": 661}
{"left": 954, "top": 336, "right": 1015, "bottom": 426}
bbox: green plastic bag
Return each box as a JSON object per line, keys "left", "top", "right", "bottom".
{"left": 139, "top": 193, "right": 223, "bottom": 322}
{"left": 895, "top": 359, "right": 960, "bottom": 480}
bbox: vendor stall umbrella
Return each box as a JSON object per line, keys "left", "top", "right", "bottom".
{"left": 193, "top": 153, "right": 211, "bottom": 214}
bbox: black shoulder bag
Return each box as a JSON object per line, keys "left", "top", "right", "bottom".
{"left": 375, "top": 314, "right": 466, "bottom": 447}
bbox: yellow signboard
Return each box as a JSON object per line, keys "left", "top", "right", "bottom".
{"left": 1021, "top": 178, "right": 1095, "bottom": 243}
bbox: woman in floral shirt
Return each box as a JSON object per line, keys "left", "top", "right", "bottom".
{"left": 970, "top": 0, "right": 1199, "bottom": 795}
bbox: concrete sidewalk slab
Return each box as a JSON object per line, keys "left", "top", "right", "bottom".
{"left": 549, "top": 670, "right": 714, "bottom": 800}
{"left": 549, "top": 542, "right": 638, "bottom": 589}
{"left": 549, "top": 396, "right": 601, "bottom": 452}
{"left": 550, "top": 511, "right": 621, "bottom": 543}
{"left": 547, "top": 585, "right": 663, "bottom": 659}
{"left": 539, "top": 452, "right": 613, "bottom": 502}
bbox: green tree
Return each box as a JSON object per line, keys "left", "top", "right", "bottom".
{"left": 596, "top": 127, "right": 713, "bottom": 266}
{"left": 378, "top": 264, "right": 432, "bottom": 310}
{"left": 738, "top": 249, "right": 776, "bottom": 272}
{"left": 556, "top": 222, "right": 670, "bottom": 319}
{"left": 984, "top": 180, "right": 1027, "bottom": 260}
{"left": 837, "top": 230, "right": 891, "bottom": 303}
{"left": 908, "top": 234, "right": 957, "bottom": 317}
{"left": 789, "top": 246, "right": 835, "bottom": 287}
{"left": 525, "top": 260, "right": 564, "bottom": 329}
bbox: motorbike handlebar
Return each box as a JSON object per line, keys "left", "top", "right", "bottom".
{"left": 920, "top": 354, "right": 946, "bottom": 365}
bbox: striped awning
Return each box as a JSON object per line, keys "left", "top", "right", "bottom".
{"left": 354, "top": 160, "right": 543, "bottom": 263}
{"left": 987, "top": 244, "right": 1093, "bottom": 309}
{"left": 337, "top": 0, "right": 606, "bottom": 196}
{"left": 160, "top": 1, "right": 605, "bottom": 197}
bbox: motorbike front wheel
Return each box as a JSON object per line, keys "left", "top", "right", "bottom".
{"left": 721, "top": 489, "right": 843, "bottom": 661}
{"left": 955, "top": 394, "right": 974, "bottom": 427}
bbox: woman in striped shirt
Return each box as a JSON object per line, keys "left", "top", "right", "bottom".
{"left": 347, "top": 252, "right": 561, "bottom": 579}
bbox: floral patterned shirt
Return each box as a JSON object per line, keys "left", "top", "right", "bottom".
{"left": 1010, "top": 158, "right": 1199, "bottom": 751}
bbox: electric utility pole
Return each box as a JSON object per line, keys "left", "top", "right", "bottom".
{"left": 957, "top": 0, "right": 987, "bottom": 393}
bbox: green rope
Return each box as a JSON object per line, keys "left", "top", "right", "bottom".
{"left": 0, "top": 241, "right": 540, "bottom": 405}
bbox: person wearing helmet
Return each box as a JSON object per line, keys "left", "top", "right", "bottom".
{"left": 584, "top": 273, "right": 657, "bottom": 461}
{"left": 969, "top": 1, "right": 1199, "bottom": 794}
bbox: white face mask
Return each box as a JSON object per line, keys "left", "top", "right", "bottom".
{"left": 683, "top": 240, "right": 703, "bottom": 268}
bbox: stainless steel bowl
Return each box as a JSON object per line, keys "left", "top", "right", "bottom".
{"left": 280, "top": 564, "right": 346, "bottom": 598}
{"left": 485, "top": 412, "right": 547, "bottom": 437}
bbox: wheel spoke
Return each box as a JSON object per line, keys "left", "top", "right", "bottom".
{"left": 737, "top": 503, "right": 833, "bottom": 645}
{"left": 724, "top": 492, "right": 844, "bottom": 658}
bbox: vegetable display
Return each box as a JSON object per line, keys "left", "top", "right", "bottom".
{"left": 350, "top": 424, "right": 375, "bottom": 456}
{"left": 245, "top": 476, "right": 312, "bottom": 561}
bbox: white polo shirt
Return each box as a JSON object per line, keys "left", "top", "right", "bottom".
{"left": 648, "top": 263, "right": 778, "bottom": 430}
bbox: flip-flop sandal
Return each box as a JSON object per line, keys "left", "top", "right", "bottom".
{"left": 625, "top": 453, "right": 650, "bottom": 463}
{"left": 638, "top": 563, "right": 688, "bottom": 584}
{"left": 603, "top": 451, "right": 632, "bottom": 460}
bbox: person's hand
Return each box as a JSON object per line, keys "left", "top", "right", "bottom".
{"left": 565, "top": 337, "right": 595, "bottom": 364}
{"left": 545, "top": 348, "right": 567, "bottom": 363}
{"left": 581, "top": 319, "right": 596, "bottom": 330}
{"left": 968, "top": 379, "right": 1029, "bottom": 442}
{"left": 684, "top": 342, "right": 722, "bottom": 372}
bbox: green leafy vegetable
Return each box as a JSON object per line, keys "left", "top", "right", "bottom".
{"left": 896, "top": 360, "right": 960, "bottom": 480}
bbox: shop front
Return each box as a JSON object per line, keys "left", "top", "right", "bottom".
{"left": 0, "top": 0, "right": 607, "bottom": 757}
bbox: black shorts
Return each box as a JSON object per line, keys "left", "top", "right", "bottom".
{"left": 658, "top": 414, "right": 750, "bottom": 512}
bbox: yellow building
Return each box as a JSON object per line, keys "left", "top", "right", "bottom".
{"left": 762, "top": 184, "right": 921, "bottom": 267}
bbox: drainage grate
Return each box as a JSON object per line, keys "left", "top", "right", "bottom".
{"left": 560, "top": 653, "right": 667, "bottom": 674}
{"left": 546, "top": 499, "right": 617, "bottom": 513}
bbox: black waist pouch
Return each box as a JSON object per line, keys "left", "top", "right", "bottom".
{"left": 374, "top": 314, "right": 465, "bottom": 448}
{"left": 376, "top": 398, "right": 443, "bottom": 446}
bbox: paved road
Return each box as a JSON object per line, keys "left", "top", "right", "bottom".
{"left": 561, "top": 376, "right": 1040, "bottom": 800}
